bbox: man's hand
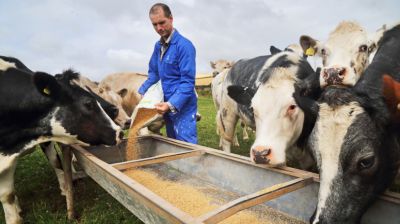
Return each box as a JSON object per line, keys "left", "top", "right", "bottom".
{"left": 155, "top": 102, "right": 170, "bottom": 114}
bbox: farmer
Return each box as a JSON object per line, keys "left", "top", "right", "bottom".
{"left": 138, "top": 3, "right": 197, "bottom": 144}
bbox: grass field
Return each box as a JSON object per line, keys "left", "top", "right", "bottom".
{"left": 0, "top": 94, "right": 255, "bottom": 224}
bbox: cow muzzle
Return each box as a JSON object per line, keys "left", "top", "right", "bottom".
{"left": 251, "top": 146, "right": 271, "bottom": 164}
{"left": 321, "top": 67, "right": 347, "bottom": 87}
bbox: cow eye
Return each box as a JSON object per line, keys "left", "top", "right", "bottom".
{"left": 321, "top": 48, "right": 326, "bottom": 56}
{"left": 358, "top": 155, "right": 375, "bottom": 170}
{"left": 84, "top": 100, "right": 95, "bottom": 111}
{"left": 359, "top": 45, "right": 368, "bottom": 52}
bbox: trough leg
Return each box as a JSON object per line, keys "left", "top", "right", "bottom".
{"left": 61, "top": 146, "right": 75, "bottom": 220}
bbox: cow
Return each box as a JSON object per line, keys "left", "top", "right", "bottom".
{"left": 300, "top": 21, "right": 383, "bottom": 88}
{"left": 99, "top": 72, "right": 165, "bottom": 134}
{"left": 294, "top": 23, "right": 400, "bottom": 224}
{"left": 211, "top": 60, "right": 243, "bottom": 147}
{"left": 100, "top": 72, "right": 201, "bottom": 135}
{"left": 0, "top": 62, "right": 122, "bottom": 224}
{"left": 210, "top": 59, "right": 235, "bottom": 77}
{"left": 218, "top": 50, "right": 319, "bottom": 170}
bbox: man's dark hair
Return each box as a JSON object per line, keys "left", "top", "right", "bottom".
{"left": 149, "top": 3, "right": 172, "bottom": 18}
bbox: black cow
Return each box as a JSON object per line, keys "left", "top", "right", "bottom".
{"left": 295, "top": 24, "right": 400, "bottom": 223}
{"left": 0, "top": 63, "right": 122, "bottom": 223}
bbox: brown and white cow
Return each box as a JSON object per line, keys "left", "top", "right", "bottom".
{"left": 99, "top": 72, "right": 164, "bottom": 134}
{"left": 100, "top": 72, "right": 146, "bottom": 116}
{"left": 300, "top": 21, "right": 383, "bottom": 88}
{"left": 70, "top": 74, "right": 131, "bottom": 129}
{"left": 100, "top": 72, "right": 202, "bottom": 134}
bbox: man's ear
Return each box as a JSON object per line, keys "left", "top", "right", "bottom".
{"left": 227, "top": 85, "right": 255, "bottom": 106}
{"left": 33, "top": 72, "right": 61, "bottom": 99}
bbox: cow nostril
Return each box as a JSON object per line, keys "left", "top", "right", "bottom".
{"left": 118, "top": 131, "right": 124, "bottom": 140}
{"left": 338, "top": 68, "right": 346, "bottom": 77}
{"left": 124, "top": 119, "right": 132, "bottom": 129}
{"left": 260, "top": 149, "right": 271, "bottom": 156}
{"left": 252, "top": 148, "right": 271, "bottom": 164}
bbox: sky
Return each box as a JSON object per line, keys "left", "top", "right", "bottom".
{"left": 1, "top": 0, "right": 399, "bottom": 81}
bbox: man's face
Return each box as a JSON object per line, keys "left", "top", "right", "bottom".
{"left": 150, "top": 9, "right": 173, "bottom": 39}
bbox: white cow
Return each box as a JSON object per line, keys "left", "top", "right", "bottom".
{"left": 300, "top": 21, "right": 383, "bottom": 88}
{"left": 218, "top": 51, "right": 319, "bottom": 170}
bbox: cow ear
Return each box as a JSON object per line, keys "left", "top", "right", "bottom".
{"left": 227, "top": 85, "right": 255, "bottom": 106}
{"left": 33, "top": 72, "right": 61, "bottom": 98}
{"left": 270, "top": 45, "right": 282, "bottom": 55}
{"left": 300, "top": 35, "right": 321, "bottom": 56}
{"left": 210, "top": 61, "right": 216, "bottom": 69}
{"left": 382, "top": 74, "right": 400, "bottom": 123}
{"left": 118, "top": 88, "right": 128, "bottom": 98}
{"left": 368, "top": 24, "right": 386, "bottom": 55}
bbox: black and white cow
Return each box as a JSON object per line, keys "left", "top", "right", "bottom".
{"left": 0, "top": 63, "right": 122, "bottom": 223}
{"left": 300, "top": 21, "right": 383, "bottom": 88}
{"left": 295, "top": 24, "right": 400, "bottom": 224}
{"left": 219, "top": 51, "right": 319, "bottom": 169}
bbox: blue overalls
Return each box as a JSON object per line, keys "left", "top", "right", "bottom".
{"left": 138, "top": 30, "right": 197, "bottom": 144}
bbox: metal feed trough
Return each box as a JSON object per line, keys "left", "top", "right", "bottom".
{"left": 60, "top": 135, "right": 400, "bottom": 224}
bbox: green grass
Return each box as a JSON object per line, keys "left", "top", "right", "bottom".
{"left": 0, "top": 94, "right": 254, "bottom": 224}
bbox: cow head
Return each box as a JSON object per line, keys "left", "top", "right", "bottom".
{"left": 51, "top": 70, "right": 122, "bottom": 146}
{"left": 295, "top": 86, "right": 400, "bottom": 224}
{"left": 98, "top": 83, "right": 131, "bottom": 129}
{"left": 300, "top": 21, "right": 379, "bottom": 88}
{"left": 210, "top": 59, "right": 235, "bottom": 77}
{"left": 228, "top": 52, "right": 318, "bottom": 165}
{"left": 55, "top": 71, "right": 121, "bottom": 125}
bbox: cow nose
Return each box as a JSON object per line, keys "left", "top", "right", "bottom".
{"left": 251, "top": 146, "right": 271, "bottom": 164}
{"left": 118, "top": 131, "right": 125, "bottom": 140}
{"left": 213, "top": 71, "right": 219, "bottom": 77}
{"left": 323, "top": 67, "right": 346, "bottom": 86}
{"left": 124, "top": 119, "right": 132, "bottom": 129}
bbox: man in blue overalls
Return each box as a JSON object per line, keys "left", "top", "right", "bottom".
{"left": 138, "top": 3, "right": 197, "bottom": 144}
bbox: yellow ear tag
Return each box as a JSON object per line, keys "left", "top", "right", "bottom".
{"left": 305, "top": 47, "right": 315, "bottom": 56}
{"left": 43, "top": 87, "right": 51, "bottom": 95}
